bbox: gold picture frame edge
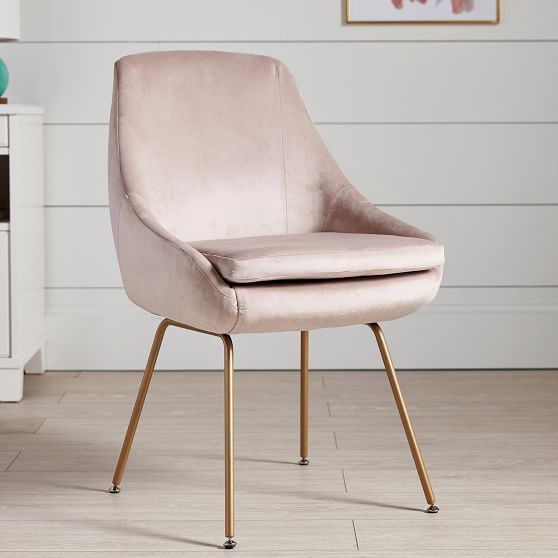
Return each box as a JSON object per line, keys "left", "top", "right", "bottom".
{"left": 344, "top": 0, "right": 501, "bottom": 25}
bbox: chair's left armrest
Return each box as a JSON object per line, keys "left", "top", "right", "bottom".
{"left": 114, "top": 192, "right": 239, "bottom": 333}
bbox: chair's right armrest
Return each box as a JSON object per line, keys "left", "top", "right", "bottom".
{"left": 114, "top": 192, "right": 239, "bottom": 333}
{"left": 322, "top": 184, "right": 437, "bottom": 243}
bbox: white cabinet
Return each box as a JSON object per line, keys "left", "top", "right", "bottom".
{"left": 0, "top": 105, "right": 45, "bottom": 402}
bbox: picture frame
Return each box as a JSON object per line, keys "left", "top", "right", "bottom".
{"left": 345, "top": 0, "right": 500, "bottom": 25}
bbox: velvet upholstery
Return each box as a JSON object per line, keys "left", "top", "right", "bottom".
{"left": 109, "top": 51, "right": 444, "bottom": 334}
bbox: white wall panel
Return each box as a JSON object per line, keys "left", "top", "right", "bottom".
{"left": 2, "top": 42, "right": 557, "bottom": 124}
{"left": 44, "top": 123, "right": 558, "bottom": 206}
{"left": 45, "top": 287, "right": 558, "bottom": 370}
{"left": 20, "top": 0, "right": 558, "bottom": 42}
{"left": 45, "top": 206, "right": 558, "bottom": 288}
{"left": 322, "top": 124, "right": 558, "bottom": 205}
{"left": 46, "top": 208, "right": 119, "bottom": 288}
{"left": 46, "top": 307, "right": 558, "bottom": 370}
{"left": 45, "top": 125, "right": 108, "bottom": 206}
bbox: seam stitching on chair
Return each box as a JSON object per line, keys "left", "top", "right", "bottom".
{"left": 114, "top": 66, "right": 123, "bottom": 258}
{"left": 277, "top": 63, "right": 289, "bottom": 234}
{"left": 320, "top": 184, "right": 348, "bottom": 231}
{"left": 115, "top": 194, "right": 125, "bottom": 260}
{"left": 229, "top": 287, "right": 245, "bottom": 332}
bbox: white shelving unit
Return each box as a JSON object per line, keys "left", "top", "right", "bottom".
{"left": 0, "top": 105, "right": 45, "bottom": 402}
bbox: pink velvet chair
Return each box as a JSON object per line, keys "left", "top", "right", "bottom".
{"left": 108, "top": 51, "right": 444, "bottom": 549}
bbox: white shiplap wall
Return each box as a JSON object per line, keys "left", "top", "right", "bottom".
{"left": 1, "top": 0, "right": 557, "bottom": 370}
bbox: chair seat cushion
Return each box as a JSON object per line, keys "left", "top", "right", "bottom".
{"left": 190, "top": 232, "right": 444, "bottom": 284}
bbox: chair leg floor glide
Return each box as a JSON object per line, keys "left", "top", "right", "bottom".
{"left": 369, "top": 323, "right": 439, "bottom": 513}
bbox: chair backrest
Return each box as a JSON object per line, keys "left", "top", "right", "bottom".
{"left": 109, "top": 51, "right": 347, "bottom": 242}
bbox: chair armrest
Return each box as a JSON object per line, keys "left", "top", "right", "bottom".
{"left": 115, "top": 192, "right": 239, "bottom": 333}
{"left": 322, "top": 184, "right": 436, "bottom": 242}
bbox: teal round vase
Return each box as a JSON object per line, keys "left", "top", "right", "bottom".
{"left": 0, "top": 58, "right": 9, "bottom": 98}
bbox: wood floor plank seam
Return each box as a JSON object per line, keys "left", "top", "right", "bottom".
{"left": 33, "top": 418, "right": 48, "bottom": 433}
{"left": 352, "top": 519, "right": 360, "bottom": 551}
{"left": 4, "top": 451, "right": 22, "bottom": 472}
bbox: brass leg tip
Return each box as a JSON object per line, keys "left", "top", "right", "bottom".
{"left": 298, "top": 458, "right": 310, "bottom": 466}
{"left": 426, "top": 504, "right": 439, "bottom": 514}
{"left": 108, "top": 485, "right": 120, "bottom": 494}
{"left": 223, "top": 539, "right": 237, "bottom": 549}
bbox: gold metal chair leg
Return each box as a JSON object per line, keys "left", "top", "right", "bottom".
{"left": 109, "top": 318, "right": 171, "bottom": 492}
{"left": 222, "top": 334, "right": 237, "bottom": 549}
{"left": 368, "top": 323, "right": 439, "bottom": 513}
{"left": 298, "top": 331, "right": 310, "bottom": 466}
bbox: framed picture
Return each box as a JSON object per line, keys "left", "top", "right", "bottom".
{"left": 346, "top": 0, "right": 500, "bottom": 25}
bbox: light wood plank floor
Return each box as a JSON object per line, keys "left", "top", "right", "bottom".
{"left": 0, "top": 370, "right": 557, "bottom": 556}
